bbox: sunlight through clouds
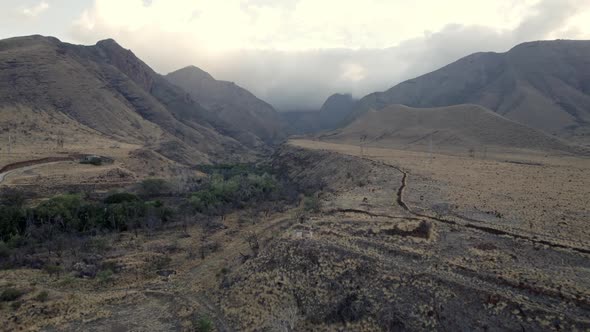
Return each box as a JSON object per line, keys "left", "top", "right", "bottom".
{"left": 57, "top": 0, "right": 590, "bottom": 109}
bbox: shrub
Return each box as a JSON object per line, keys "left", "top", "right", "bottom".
{"left": 104, "top": 192, "right": 140, "bottom": 204}
{"left": 189, "top": 171, "right": 279, "bottom": 214}
{"left": 0, "top": 288, "right": 24, "bottom": 302}
{"left": 45, "top": 264, "right": 64, "bottom": 278}
{"left": 58, "top": 275, "right": 76, "bottom": 287}
{"left": 0, "top": 188, "right": 26, "bottom": 207}
{"left": 140, "top": 178, "right": 169, "bottom": 196}
{"left": 97, "top": 269, "right": 114, "bottom": 284}
{"left": 0, "top": 241, "right": 10, "bottom": 259}
{"left": 303, "top": 195, "right": 321, "bottom": 212}
{"left": 35, "top": 290, "right": 49, "bottom": 302}
{"left": 195, "top": 316, "right": 213, "bottom": 332}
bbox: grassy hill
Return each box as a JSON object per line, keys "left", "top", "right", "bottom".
{"left": 325, "top": 104, "right": 586, "bottom": 155}
{"left": 349, "top": 40, "right": 590, "bottom": 145}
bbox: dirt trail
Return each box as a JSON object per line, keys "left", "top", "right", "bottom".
{"left": 0, "top": 161, "right": 66, "bottom": 184}
{"left": 0, "top": 155, "right": 82, "bottom": 184}
{"left": 381, "top": 160, "right": 590, "bottom": 255}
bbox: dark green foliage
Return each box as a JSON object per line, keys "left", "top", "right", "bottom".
{"left": 140, "top": 178, "right": 169, "bottom": 196}
{"left": 97, "top": 269, "right": 114, "bottom": 284}
{"left": 195, "top": 316, "right": 213, "bottom": 332}
{"left": 0, "top": 288, "right": 24, "bottom": 302}
{"left": 35, "top": 291, "right": 49, "bottom": 302}
{"left": 0, "top": 192, "right": 171, "bottom": 246}
{"left": 303, "top": 195, "right": 321, "bottom": 212}
{"left": 10, "top": 301, "right": 21, "bottom": 310}
{"left": 189, "top": 172, "right": 279, "bottom": 214}
{"left": 104, "top": 192, "right": 140, "bottom": 204}
{"left": 0, "top": 188, "right": 26, "bottom": 207}
{"left": 45, "top": 264, "right": 64, "bottom": 278}
{"left": 0, "top": 206, "right": 26, "bottom": 242}
{"left": 198, "top": 163, "right": 272, "bottom": 180}
{"left": 0, "top": 241, "right": 9, "bottom": 259}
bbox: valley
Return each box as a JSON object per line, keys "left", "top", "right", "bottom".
{"left": 1, "top": 33, "right": 590, "bottom": 332}
{"left": 1, "top": 139, "right": 588, "bottom": 331}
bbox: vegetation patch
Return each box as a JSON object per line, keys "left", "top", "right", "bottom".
{"left": 0, "top": 288, "right": 25, "bottom": 302}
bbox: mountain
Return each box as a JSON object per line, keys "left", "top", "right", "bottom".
{"left": 317, "top": 93, "right": 356, "bottom": 130}
{"left": 324, "top": 104, "right": 585, "bottom": 155}
{"left": 165, "top": 66, "right": 285, "bottom": 149}
{"left": 350, "top": 40, "right": 590, "bottom": 145}
{"left": 0, "top": 35, "right": 249, "bottom": 166}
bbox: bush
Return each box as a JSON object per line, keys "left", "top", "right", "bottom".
{"left": 104, "top": 192, "right": 140, "bottom": 204}
{"left": 45, "top": 264, "right": 64, "bottom": 278}
{"left": 97, "top": 269, "right": 114, "bottom": 284}
{"left": 0, "top": 188, "right": 26, "bottom": 207}
{"left": 0, "top": 241, "right": 10, "bottom": 259}
{"left": 140, "top": 178, "right": 169, "bottom": 196}
{"left": 189, "top": 171, "right": 279, "bottom": 214}
{"left": 195, "top": 316, "right": 213, "bottom": 332}
{"left": 35, "top": 290, "right": 49, "bottom": 302}
{"left": 303, "top": 195, "right": 321, "bottom": 212}
{"left": 10, "top": 301, "right": 21, "bottom": 310}
{"left": 0, "top": 288, "right": 24, "bottom": 302}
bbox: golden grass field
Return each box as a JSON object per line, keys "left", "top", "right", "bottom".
{"left": 1, "top": 138, "right": 589, "bottom": 331}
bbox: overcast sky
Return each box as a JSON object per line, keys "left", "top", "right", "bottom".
{"left": 1, "top": 0, "right": 590, "bottom": 110}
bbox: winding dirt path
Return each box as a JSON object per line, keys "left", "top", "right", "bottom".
{"left": 382, "top": 161, "right": 590, "bottom": 255}
{"left": 0, "top": 155, "right": 80, "bottom": 184}
{"left": 0, "top": 161, "right": 65, "bottom": 184}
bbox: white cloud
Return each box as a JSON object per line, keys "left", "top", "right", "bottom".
{"left": 21, "top": 0, "right": 50, "bottom": 18}
{"left": 68, "top": 0, "right": 590, "bottom": 110}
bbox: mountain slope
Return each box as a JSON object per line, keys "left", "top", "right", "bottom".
{"left": 351, "top": 40, "right": 590, "bottom": 144}
{"left": 326, "top": 104, "right": 585, "bottom": 155}
{"left": 0, "top": 35, "right": 249, "bottom": 165}
{"left": 166, "top": 66, "right": 285, "bottom": 148}
{"left": 317, "top": 93, "right": 356, "bottom": 130}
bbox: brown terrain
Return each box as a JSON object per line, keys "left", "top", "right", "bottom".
{"left": 0, "top": 35, "right": 266, "bottom": 192}
{"left": 166, "top": 66, "right": 286, "bottom": 149}
{"left": 323, "top": 104, "right": 588, "bottom": 156}
{"left": 1, "top": 35, "right": 590, "bottom": 332}
{"left": 2, "top": 138, "right": 589, "bottom": 331}
{"left": 349, "top": 40, "right": 590, "bottom": 145}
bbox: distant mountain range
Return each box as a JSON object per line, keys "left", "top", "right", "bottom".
{"left": 1, "top": 35, "right": 589, "bottom": 168}
{"left": 324, "top": 104, "right": 585, "bottom": 155}
{"left": 347, "top": 40, "right": 590, "bottom": 145}
{"left": 279, "top": 93, "right": 357, "bottom": 134}
{"left": 0, "top": 35, "right": 285, "bottom": 166}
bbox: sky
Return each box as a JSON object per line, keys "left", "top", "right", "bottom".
{"left": 1, "top": 0, "right": 590, "bottom": 110}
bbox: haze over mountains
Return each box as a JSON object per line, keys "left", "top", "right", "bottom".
{"left": 1, "top": 35, "right": 589, "bottom": 167}
{"left": 349, "top": 40, "right": 590, "bottom": 145}
{"left": 165, "top": 66, "right": 285, "bottom": 149}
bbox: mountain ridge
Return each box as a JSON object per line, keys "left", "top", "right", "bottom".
{"left": 166, "top": 65, "right": 286, "bottom": 149}
{"left": 347, "top": 39, "right": 590, "bottom": 145}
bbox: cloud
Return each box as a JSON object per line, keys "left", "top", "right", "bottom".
{"left": 69, "top": 0, "right": 590, "bottom": 110}
{"left": 21, "top": 0, "right": 50, "bottom": 18}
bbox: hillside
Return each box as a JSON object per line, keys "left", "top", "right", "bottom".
{"left": 166, "top": 66, "right": 286, "bottom": 149}
{"left": 350, "top": 40, "right": 590, "bottom": 144}
{"left": 325, "top": 104, "right": 585, "bottom": 155}
{"left": 317, "top": 93, "right": 357, "bottom": 130}
{"left": 0, "top": 35, "right": 250, "bottom": 170}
